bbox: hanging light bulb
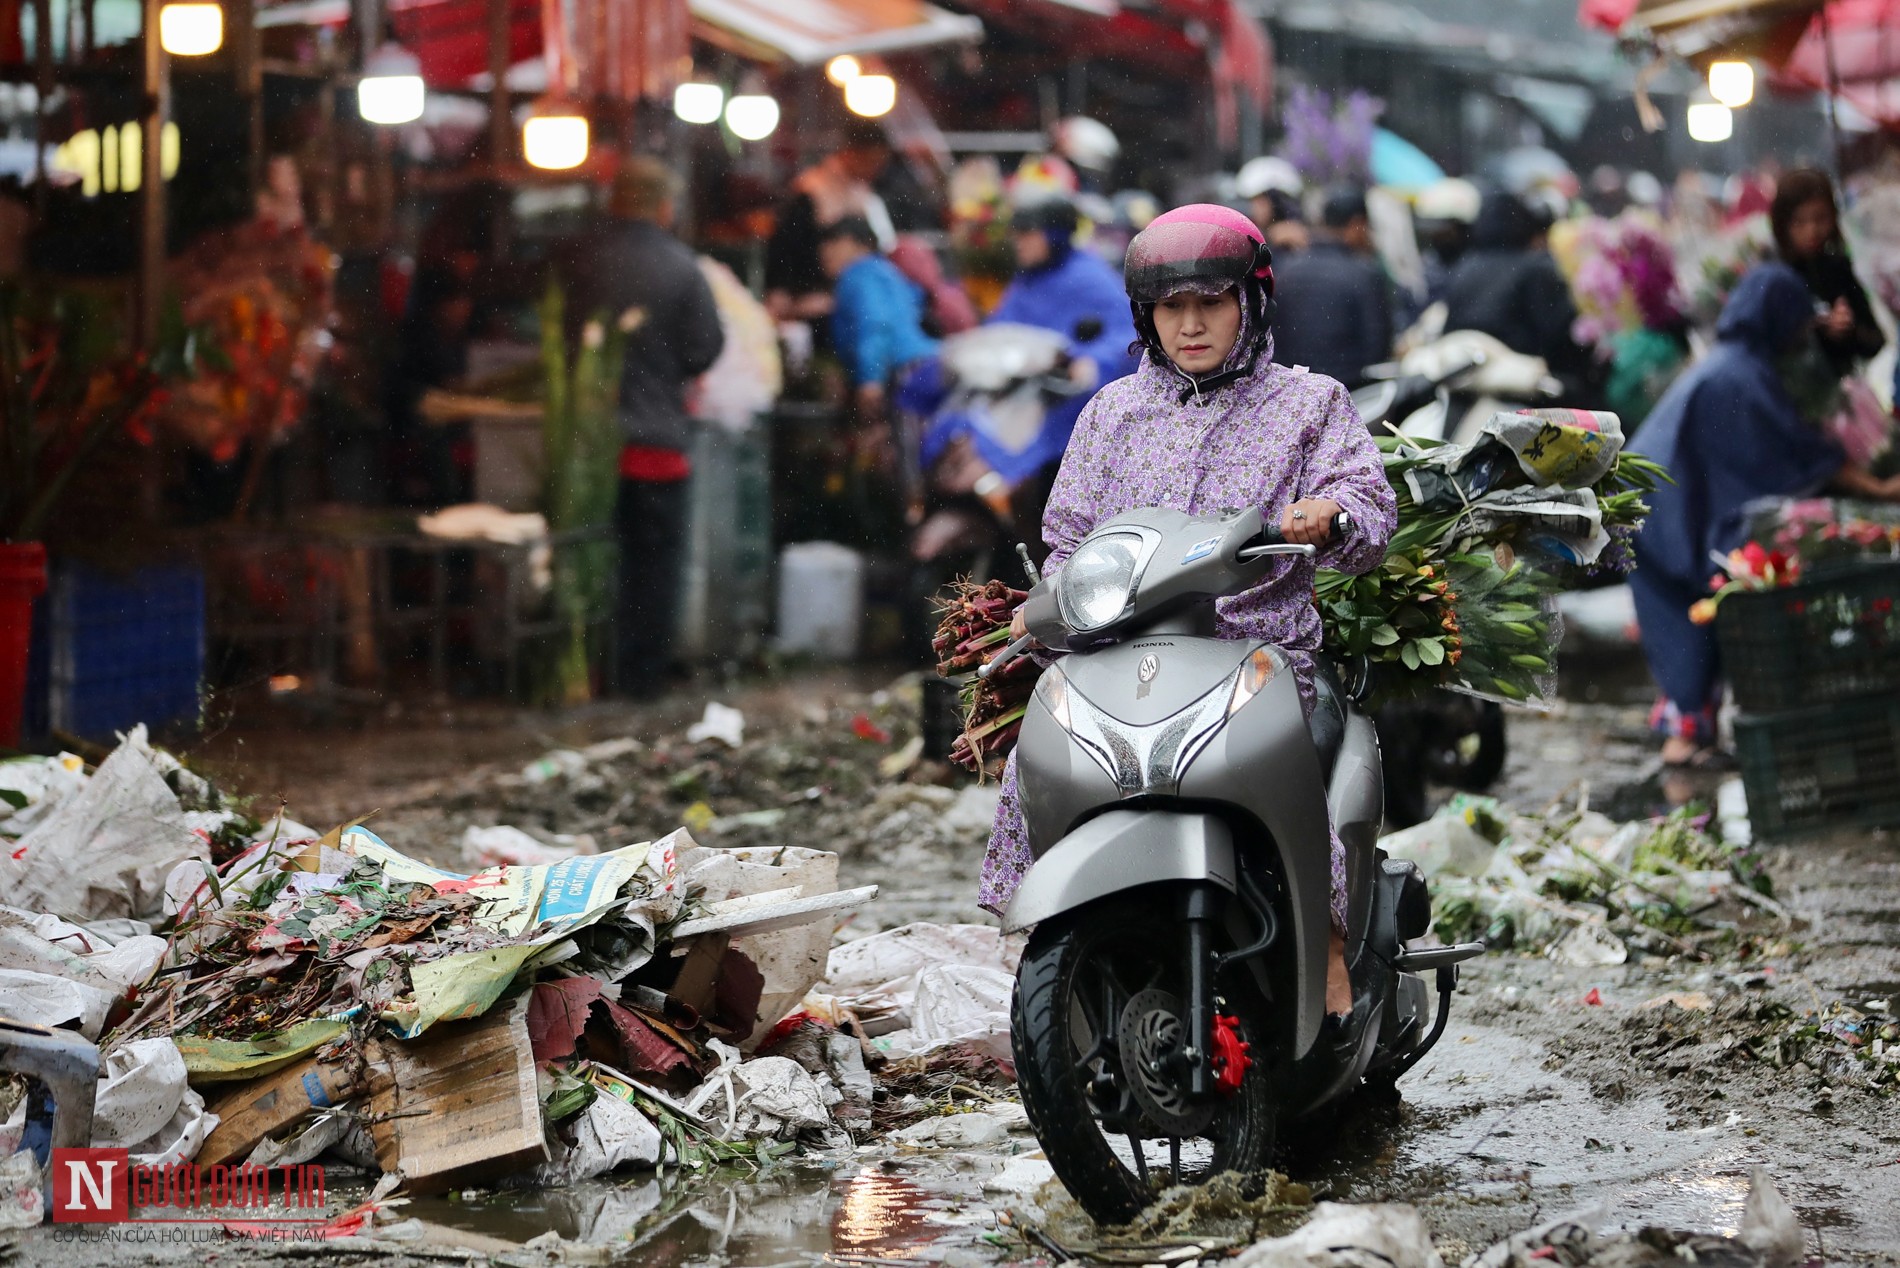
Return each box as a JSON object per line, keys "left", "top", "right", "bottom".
{"left": 826, "top": 55, "right": 861, "bottom": 86}
{"left": 358, "top": 42, "right": 425, "bottom": 125}
{"left": 844, "top": 74, "right": 895, "bottom": 118}
{"left": 673, "top": 82, "right": 724, "bottom": 125}
{"left": 724, "top": 94, "right": 779, "bottom": 141}
{"left": 523, "top": 104, "right": 589, "bottom": 170}
{"left": 1686, "top": 101, "right": 1733, "bottom": 143}
{"left": 158, "top": 2, "right": 223, "bottom": 56}
{"left": 1708, "top": 61, "right": 1754, "bottom": 109}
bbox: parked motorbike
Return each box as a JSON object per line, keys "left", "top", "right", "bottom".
{"left": 995, "top": 506, "right": 1484, "bottom": 1222}
{"left": 1355, "top": 328, "right": 1562, "bottom": 446}
{"left": 903, "top": 321, "right": 1099, "bottom": 658}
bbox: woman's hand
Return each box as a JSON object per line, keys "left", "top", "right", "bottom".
{"left": 1821, "top": 298, "right": 1855, "bottom": 339}
{"left": 1282, "top": 498, "right": 1343, "bottom": 546}
{"left": 1010, "top": 606, "right": 1029, "bottom": 641}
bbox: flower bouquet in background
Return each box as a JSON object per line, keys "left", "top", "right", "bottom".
{"left": 1759, "top": 498, "right": 1900, "bottom": 575}
{"left": 933, "top": 579, "right": 1037, "bottom": 776}
{"left": 1689, "top": 542, "right": 1799, "bottom": 626}
{"left": 539, "top": 282, "right": 631, "bottom": 706}
{"left": 1275, "top": 86, "right": 1381, "bottom": 189}
{"left": 159, "top": 213, "right": 336, "bottom": 464}
{"left": 948, "top": 158, "right": 1013, "bottom": 314}
{"left": 1561, "top": 212, "right": 1689, "bottom": 432}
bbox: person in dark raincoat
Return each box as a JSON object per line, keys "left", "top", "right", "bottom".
{"left": 1628, "top": 263, "right": 1900, "bottom": 766}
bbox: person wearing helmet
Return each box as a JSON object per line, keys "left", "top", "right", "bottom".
{"left": 1054, "top": 116, "right": 1121, "bottom": 191}
{"left": 979, "top": 204, "right": 1398, "bottom": 1021}
{"left": 987, "top": 192, "right": 1141, "bottom": 452}
{"left": 1234, "top": 155, "right": 1309, "bottom": 255}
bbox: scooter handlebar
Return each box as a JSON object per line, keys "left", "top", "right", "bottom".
{"left": 1241, "top": 510, "right": 1350, "bottom": 560}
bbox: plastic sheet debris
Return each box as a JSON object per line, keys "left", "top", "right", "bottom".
{"left": 1551, "top": 922, "right": 1629, "bottom": 967}
{"left": 93, "top": 1038, "right": 216, "bottom": 1166}
{"left": 0, "top": 752, "right": 87, "bottom": 837}
{"left": 822, "top": 922, "right": 1022, "bottom": 1036}
{"left": 874, "top": 963, "right": 1014, "bottom": 1066}
{"left": 463, "top": 824, "right": 592, "bottom": 869}
{"left": 683, "top": 1042, "right": 836, "bottom": 1142}
{"left": 535, "top": 1079, "right": 664, "bottom": 1184}
{"left": 1231, "top": 1202, "right": 1443, "bottom": 1268}
{"left": 1379, "top": 801, "right": 1505, "bottom": 878}
{"left": 891, "top": 1110, "right": 1008, "bottom": 1148}
{"left": 1467, "top": 1169, "right": 1803, "bottom": 1268}
{"left": 983, "top": 1155, "right": 1058, "bottom": 1197}
{"left": 686, "top": 702, "right": 747, "bottom": 748}
{"left": 0, "top": 1147, "right": 39, "bottom": 1230}
{"left": 0, "top": 726, "right": 209, "bottom": 922}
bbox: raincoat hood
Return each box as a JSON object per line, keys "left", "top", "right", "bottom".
{"left": 1715, "top": 262, "right": 1816, "bottom": 355}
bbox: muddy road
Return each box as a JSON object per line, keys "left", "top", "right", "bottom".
{"left": 19, "top": 672, "right": 1898, "bottom": 1266}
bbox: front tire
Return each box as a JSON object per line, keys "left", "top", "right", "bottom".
{"left": 1010, "top": 894, "right": 1280, "bottom": 1225}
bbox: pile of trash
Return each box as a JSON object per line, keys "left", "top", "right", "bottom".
{"left": 1384, "top": 789, "right": 1787, "bottom": 966}
{"left": 0, "top": 726, "right": 1039, "bottom": 1225}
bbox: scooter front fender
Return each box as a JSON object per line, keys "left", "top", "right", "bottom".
{"left": 1000, "top": 810, "right": 1235, "bottom": 935}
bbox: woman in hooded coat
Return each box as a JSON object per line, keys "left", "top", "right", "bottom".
{"left": 979, "top": 204, "right": 1398, "bottom": 1017}
{"left": 1629, "top": 263, "right": 1900, "bottom": 766}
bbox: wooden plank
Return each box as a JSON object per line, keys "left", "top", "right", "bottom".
{"left": 363, "top": 994, "right": 545, "bottom": 1191}
{"left": 671, "top": 885, "right": 878, "bottom": 941}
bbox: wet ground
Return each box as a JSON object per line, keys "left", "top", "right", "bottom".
{"left": 13, "top": 663, "right": 1900, "bottom": 1265}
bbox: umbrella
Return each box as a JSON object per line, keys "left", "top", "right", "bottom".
{"left": 1370, "top": 128, "right": 1446, "bottom": 191}
{"left": 1775, "top": 0, "right": 1900, "bottom": 95}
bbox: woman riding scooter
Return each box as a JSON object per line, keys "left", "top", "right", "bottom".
{"left": 981, "top": 203, "right": 1397, "bottom": 1019}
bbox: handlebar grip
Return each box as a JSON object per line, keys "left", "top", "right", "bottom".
{"left": 1257, "top": 510, "right": 1351, "bottom": 545}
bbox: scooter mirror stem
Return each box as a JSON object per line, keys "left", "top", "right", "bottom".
{"left": 1017, "top": 543, "right": 1042, "bottom": 587}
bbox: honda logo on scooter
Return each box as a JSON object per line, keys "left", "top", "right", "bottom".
{"left": 1137, "top": 654, "right": 1159, "bottom": 683}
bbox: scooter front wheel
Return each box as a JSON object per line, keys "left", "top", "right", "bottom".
{"left": 1010, "top": 894, "right": 1280, "bottom": 1225}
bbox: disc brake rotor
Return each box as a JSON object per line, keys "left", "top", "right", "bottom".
{"left": 1117, "top": 989, "right": 1216, "bottom": 1136}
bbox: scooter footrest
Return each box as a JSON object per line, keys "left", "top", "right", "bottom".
{"left": 1392, "top": 942, "right": 1486, "bottom": 972}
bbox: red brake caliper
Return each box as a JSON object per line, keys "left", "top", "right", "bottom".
{"left": 1210, "top": 1013, "right": 1251, "bottom": 1094}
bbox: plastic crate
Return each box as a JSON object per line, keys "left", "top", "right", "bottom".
{"left": 1734, "top": 693, "right": 1900, "bottom": 839}
{"left": 1715, "top": 563, "right": 1900, "bottom": 713}
{"left": 35, "top": 562, "right": 206, "bottom": 740}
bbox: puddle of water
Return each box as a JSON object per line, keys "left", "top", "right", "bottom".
{"left": 830, "top": 1169, "right": 940, "bottom": 1262}
{"left": 402, "top": 1154, "right": 1007, "bottom": 1265}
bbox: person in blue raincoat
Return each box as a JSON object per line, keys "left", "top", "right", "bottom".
{"left": 987, "top": 193, "right": 1140, "bottom": 454}
{"left": 1629, "top": 263, "right": 1900, "bottom": 767}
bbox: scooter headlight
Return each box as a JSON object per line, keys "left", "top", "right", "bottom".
{"left": 1059, "top": 531, "right": 1144, "bottom": 631}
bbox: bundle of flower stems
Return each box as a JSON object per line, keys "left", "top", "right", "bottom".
{"left": 933, "top": 579, "right": 1038, "bottom": 774}
{"left": 1317, "top": 431, "right": 1667, "bottom": 705}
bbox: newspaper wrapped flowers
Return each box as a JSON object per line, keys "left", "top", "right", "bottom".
{"left": 1318, "top": 408, "right": 1664, "bottom": 706}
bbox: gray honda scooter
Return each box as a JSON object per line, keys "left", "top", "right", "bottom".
{"left": 991, "top": 505, "right": 1484, "bottom": 1223}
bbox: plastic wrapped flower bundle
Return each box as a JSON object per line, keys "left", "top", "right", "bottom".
{"left": 1317, "top": 409, "right": 1665, "bottom": 706}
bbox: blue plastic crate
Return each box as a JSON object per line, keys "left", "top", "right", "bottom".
{"left": 35, "top": 563, "right": 206, "bottom": 740}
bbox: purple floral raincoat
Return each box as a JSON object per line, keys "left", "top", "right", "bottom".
{"left": 978, "top": 335, "right": 1397, "bottom": 933}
